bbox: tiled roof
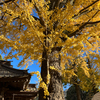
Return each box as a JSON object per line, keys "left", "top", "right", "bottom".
{"left": 0, "top": 60, "right": 31, "bottom": 90}
{"left": 0, "top": 60, "right": 31, "bottom": 78}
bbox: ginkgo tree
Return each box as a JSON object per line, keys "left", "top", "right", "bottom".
{"left": 62, "top": 54, "right": 100, "bottom": 100}
{"left": 0, "top": 0, "right": 100, "bottom": 100}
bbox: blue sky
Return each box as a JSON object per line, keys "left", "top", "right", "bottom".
{"left": 1, "top": 53, "right": 41, "bottom": 83}
{"left": 0, "top": 53, "right": 70, "bottom": 91}
{"left": 0, "top": 11, "right": 70, "bottom": 90}
{"left": 0, "top": 9, "right": 70, "bottom": 91}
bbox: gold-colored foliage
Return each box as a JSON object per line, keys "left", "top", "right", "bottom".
{"left": 30, "top": 71, "right": 50, "bottom": 97}
{"left": 0, "top": 0, "right": 100, "bottom": 97}
{"left": 62, "top": 54, "right": 100, "bottom": 92}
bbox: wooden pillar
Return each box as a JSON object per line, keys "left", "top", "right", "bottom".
{"left": 2, "top": 97, "right": 4, "bottom": 100}
{"left": 0, "top": 91, "right": 4, "bottom": 100}
{"left": 0, "top": 95, "right": 4, "bottom": 100}
{"left": 0, "top": 95, "right": 2, "bottom": 100}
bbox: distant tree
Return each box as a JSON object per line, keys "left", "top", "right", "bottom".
{"left": 63, "top": 54, "right": 99, "bottom": 100}
{"left": 66, "top": 85, "right": 96, "bottom": 100}
{"left": 63, "top": 56, "right": 89, "bottom": 100}
{"left": 66, "top": 86, "right": 78, "bottom": 100}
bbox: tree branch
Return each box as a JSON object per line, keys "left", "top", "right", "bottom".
{"left": 73, "top": 0, "right": 99, "bottom": 18}
{"left": 68, "top": 10, "right": 100, "bottom": 37}
{"left": 74, "top": 20, "right": 100, "bottom": 27}
{"left": 34, "top": 4, "right": 45, "bottom": 26}
{"left": 49, "top": 0, "right": 61, "bottom": 10}
{"left": 32, "top": 15, "right": 40, "bottom": 21}
{"left": 0, "top": 0, "right": 14, "bottom": 5}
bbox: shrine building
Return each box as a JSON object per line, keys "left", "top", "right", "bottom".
{"left": 0, "top": 60, "right": 38, "bottom": 100}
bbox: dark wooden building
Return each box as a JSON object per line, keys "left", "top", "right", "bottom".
{"left": 0, "top": 60, "right": 38, "bottom": 100}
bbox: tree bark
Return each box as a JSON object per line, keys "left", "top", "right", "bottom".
{"left": 48, "top": 47, "right": 64, "bottom": 100}
{"left": 39, "top": 47, "right": 64, "bottom": 100}
{"left": 39, "top": 48, "right": 48, "bottom": 100}
{"left": 74, "top": 84, "right": 82, "bottom": 100}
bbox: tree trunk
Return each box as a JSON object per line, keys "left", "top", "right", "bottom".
{"left": 39, "top": 48, "right": 48, "bottom": 100}
{"left": 72, "top": 62, "right": 82, "bottom": 100}
{"left": 74, "top": 84, "right": 82, "bottom": 100}
{"left": 39, "top": 47, "right": 64, "bottom": 100}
